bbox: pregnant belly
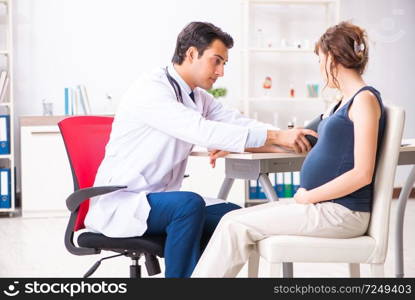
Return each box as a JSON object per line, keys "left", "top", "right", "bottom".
{"left": 300, "top": 151, "right": 344, "bottom": 190}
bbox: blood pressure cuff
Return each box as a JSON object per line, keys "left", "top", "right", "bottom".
{"left": 304, "top": 114, "right": 322, "bottom": 147}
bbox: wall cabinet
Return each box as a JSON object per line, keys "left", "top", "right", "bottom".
{"left": 20, "top": 117, "right": 71, "bottom": 216}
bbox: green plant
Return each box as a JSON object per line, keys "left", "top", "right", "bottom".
{"left": 207, "top": 87, "right": 227, "bottom": 99}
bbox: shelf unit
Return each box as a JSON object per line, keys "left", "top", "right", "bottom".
{"left": 242, "top": 0, "right": 339, "bottom": 205}
{"left": 0, "top": 0, "right": 15, "bottom": 215}
{"left": 242, "top": 0, "right": 339, "bottom": 127}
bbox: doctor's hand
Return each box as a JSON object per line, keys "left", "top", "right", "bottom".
{"left": 208, "top": 149, "right": 229, "bottom": 168}
{"left": 294, "top": 188, "right": 312, "bottom": 204}
{"left": 265, "top": 129, "right": 318, "bottom": 154}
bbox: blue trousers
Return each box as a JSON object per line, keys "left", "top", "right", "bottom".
{"left": 144, "top": 191, "right": 241, "bottom": 278}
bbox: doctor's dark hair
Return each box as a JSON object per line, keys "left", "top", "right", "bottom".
{"left": 315, "top": 21, "right": 369, "bottom": 89}
{"left": 172, "top": 22, "right": 234, "bottom": 65}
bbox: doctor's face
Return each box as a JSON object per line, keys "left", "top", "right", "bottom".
{"left": 191, "top": 39, "right": 228, "bottom": 90}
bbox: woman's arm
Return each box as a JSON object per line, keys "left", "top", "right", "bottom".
{"left": 296, "top": 91, "right": 381, "bottom": 204}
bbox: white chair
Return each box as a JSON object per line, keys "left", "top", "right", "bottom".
{"left": 248, "top": 105, "right": 405, "bottom": 278}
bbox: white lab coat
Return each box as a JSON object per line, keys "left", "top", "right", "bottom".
{"left": 84, "top": 66, "right": 273, "bottom": 237}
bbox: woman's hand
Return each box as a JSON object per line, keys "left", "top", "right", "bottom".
{"left": 208, "top": 149, "right": 230, "bottom": 168}
{"left": 294, "top": 188, "right": 312, "bottom": 204}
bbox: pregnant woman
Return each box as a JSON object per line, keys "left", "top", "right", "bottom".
{"left": 192, "top": 21, "right": 386, "bottom": 277}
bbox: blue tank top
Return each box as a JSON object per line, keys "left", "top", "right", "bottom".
{"left": 300, "top": 86, "right": 386, "bottom": 212}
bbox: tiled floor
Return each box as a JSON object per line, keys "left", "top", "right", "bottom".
{"left": 0, "top": 199, "right": 414, "bottom": 278}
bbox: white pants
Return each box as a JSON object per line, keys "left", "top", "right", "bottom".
{"left": 192, "top": 200, "right": 370, "bottom": 277}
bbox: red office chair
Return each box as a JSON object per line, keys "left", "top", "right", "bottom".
{"left": 59, "top": 116, "right": 165, "bottom": 278}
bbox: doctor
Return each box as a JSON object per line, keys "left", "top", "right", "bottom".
{"left": 84, "top": 21, "right": 316, "bottom": 278}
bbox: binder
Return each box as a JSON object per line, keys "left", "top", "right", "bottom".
{"left": 0, "top": 168, "right": 11, "bottom": 208}
{"left": 0, "top": 70, "right": 7, "bottom": 94}
{"left": 249, "top": 180, "right": 258, "bottom": 200}
{"left": 78, "top": 85, "right": 92, "bottom": 115}
{"left": 283, "top": 172, "right": 293, "bottom": 198}
{"left": 64, "top": 87, "right": 70, "bottom": 115}
{"left": 0, "top": 70, "right": 8, "bottom": 103}
{"left": 270, "top": 173, "right": 277, "bottom": 195}
{"left": 276, "top": 173, "right": 285, "bottom": 198}
{"left": 70, "top": 87, "right": 75, "bottom": 115}
{"left": 0, "top": 115, "right": 10, "bottom": 155}
{"left": 0, "top": 75, "right": 9, "bottom": 103}
{"left": 292, "top": 171, "right": 301, "bottom": 195}
{"left": 257, "top": 178, "right": 267, "bottom": 199}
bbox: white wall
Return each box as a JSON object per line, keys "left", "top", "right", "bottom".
{"left": 12, "top": 0, "right": 244, "bottom": 190}
{"left": 339, "top": 0, "right": 415, "bottom": 187}
{"left": 11, "top": 0, "right": 415, "bottom": 189}
{"left": 13, "top": 0, "right": 243, "bottom": 115}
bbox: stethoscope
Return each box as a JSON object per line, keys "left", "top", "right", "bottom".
{"left": 165, "top": 66, "right": 184, "bottom": 103}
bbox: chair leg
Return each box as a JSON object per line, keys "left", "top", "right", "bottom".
{"left": 370, "top": 263, "right": 384, "bottom": 277}
{"left": 248, "top": 250, "right": 260, "bottom": 278}
{"left": 144, "top": 254, "right": 161, "bottom": 276}
{"left": 263, "top": 260, "right": 281, "bottom": 277}
{"left": 130, "top": 258, "right": 141, "bottom": 278}
{"left": 348, "top": 263, "right": 360, "bottom": 278}
{"left": 282, "top": 262, "right": 293, "bottom": 278}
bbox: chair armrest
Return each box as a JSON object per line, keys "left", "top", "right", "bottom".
{"left": 64, "top": 185, "right": 127, "bottom": 256}
{"left": 66, "top": 185, "right": 127, "bottom": 212}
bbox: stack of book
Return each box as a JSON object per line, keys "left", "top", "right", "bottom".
{"left": 0, "top": 70, "right": 9, "bottom": 103}
{"left": 64, "top": 84, "right": 91, "bottom": 115}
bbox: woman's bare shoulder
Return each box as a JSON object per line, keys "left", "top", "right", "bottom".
{"left": 353, "top": 90, "right": 380, "bottom": 109}
{"left": 350, "top": 90, "right": 381, "bottom": 120}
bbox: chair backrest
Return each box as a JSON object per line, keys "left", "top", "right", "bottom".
{"left": 367, "top": 106, "right": 405, "bottom": 262}
{"left": 58, "top": 116, "right": 114, "bottom": 231}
